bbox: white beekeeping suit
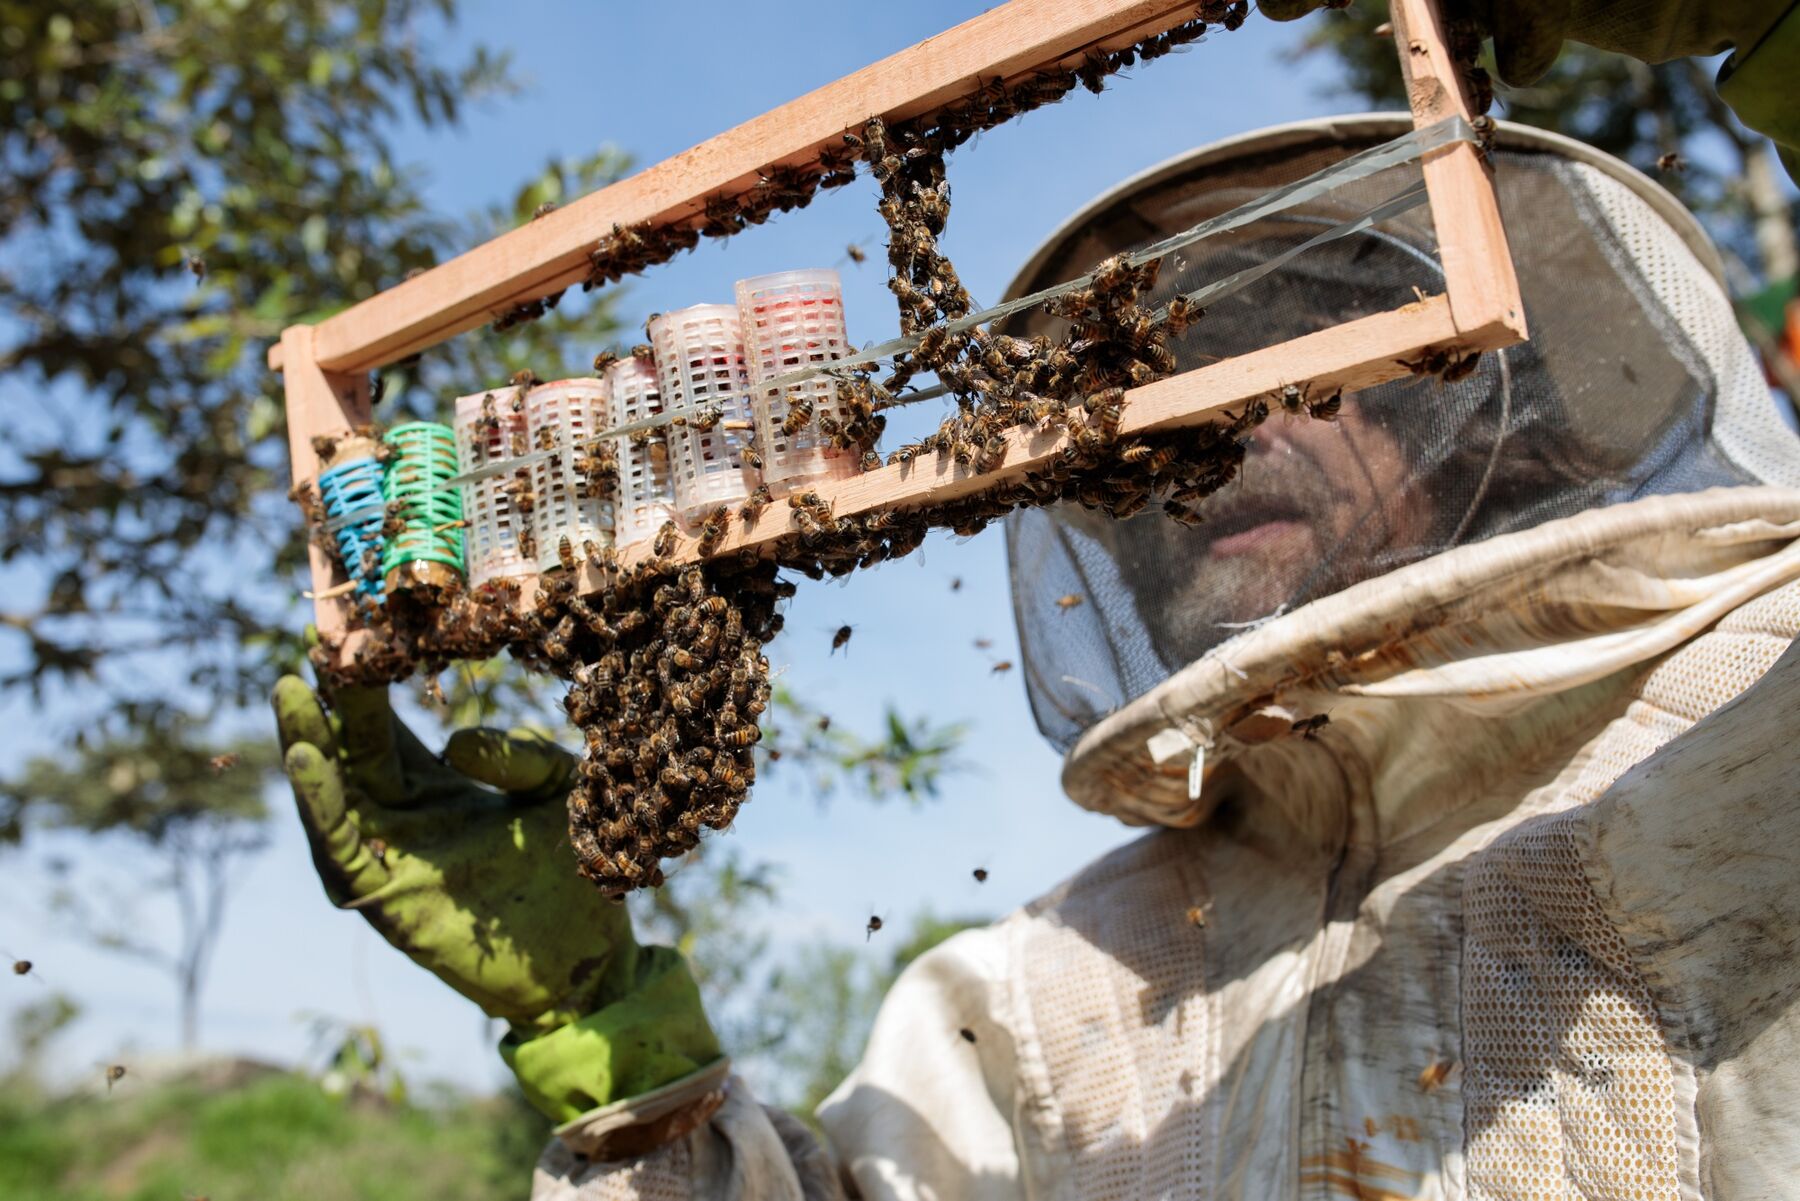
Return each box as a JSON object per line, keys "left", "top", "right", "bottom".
{"left": 532, "top": 117, "right": 1800, "bottom": 1201}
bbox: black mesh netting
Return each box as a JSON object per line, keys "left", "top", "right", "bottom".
{"left": 1000, "top": 129, "right": 1773, "bottom": 751}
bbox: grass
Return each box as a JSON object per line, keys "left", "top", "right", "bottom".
{"left": 0, "top": 1069, "right": 551, "bottom": 1201}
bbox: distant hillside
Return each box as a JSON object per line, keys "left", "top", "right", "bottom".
{"left": 0, "top": 1067, "right": 549, "bottom": 1201}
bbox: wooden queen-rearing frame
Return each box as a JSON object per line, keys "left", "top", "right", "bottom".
{"left": 274, "top": 0, "right": 1525, "bottom": 667}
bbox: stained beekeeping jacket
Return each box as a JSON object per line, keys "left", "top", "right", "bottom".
{"left": 530, "top": 118, "right": 1800, "bottom": 1201}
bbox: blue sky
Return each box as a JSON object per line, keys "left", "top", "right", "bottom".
{"left": 2, "top": 2, "right": 1358, "bottom": 1093}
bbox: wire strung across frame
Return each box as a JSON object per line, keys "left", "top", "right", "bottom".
{"left": 439, "top": 116, "right": 1476, "bottom": 492}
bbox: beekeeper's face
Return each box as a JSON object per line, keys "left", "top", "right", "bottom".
{"left": 1117, "top": 397, "right": 1429, "bottom": 658}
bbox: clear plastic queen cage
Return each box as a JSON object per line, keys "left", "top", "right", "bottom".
{"left": 736, "top": 268, "right": 854, "bottom": 488}
{"left": 452, "top": 387, "right": 537, "bottom": 589}
{"left": 606, "top": 355, "right": 678, "bottom": 549}
{"left": 523, "top": 379, "right": 615, "bottom": 570}
{"left": 647, "top": 304, "right": 757, "bottom": 519}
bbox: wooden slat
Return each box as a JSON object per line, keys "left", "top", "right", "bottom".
{"left": 1388, "top": 0, "right": 1526, "bottom": 343}
{"left": 606, "top": 294, "right": 1480, "bottom": 573}
{"left": 268, "top": 0, "right": 1201, "bottom": 375}
{"left": 282, "top": 325, "right": 373, "bottom": 641}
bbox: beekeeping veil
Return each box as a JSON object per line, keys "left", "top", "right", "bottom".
{"left": 1000, "top": 115, "right": 1800, "bottom": 815}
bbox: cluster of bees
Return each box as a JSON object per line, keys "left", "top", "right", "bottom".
{"left": 304, "top": 4, "right": 1354, "bottom": 892}
{"left": 532, "top": 4, "right": 1241, "bottom": 327}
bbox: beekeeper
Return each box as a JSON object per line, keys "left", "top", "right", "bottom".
{"left": 273, "top": 103, "right": 1800, "bottom": 1201}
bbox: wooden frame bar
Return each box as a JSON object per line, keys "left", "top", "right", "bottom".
{"left": 279, "top": 0, "right": 1525, "bottom": 656}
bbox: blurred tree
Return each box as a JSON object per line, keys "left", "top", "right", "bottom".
{"left": 1, "top": 729, "right": 277, "bottom": 1048}
{"left": 1294, "top": 5, "right": 1797, "bottom": 298}
{"left": 0, "top": 0, "right": 625, "bottom": 732}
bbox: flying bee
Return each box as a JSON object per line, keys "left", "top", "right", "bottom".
{"left": 865, "top": 913, "right": 884, "bottom": 941}
{"left": 972, "top": 867, "right": 989, "bottom": 883}
{"left": 845, "top": 242, "right": 868, "bottom": 265}
{"left": 991, "top": 660, "right": 1014, "bottom": 675}
{"left": 652, "top": 520, "right": 680, "bottom": 557}
{"left": 1657, "top": 151, "right": 1686, "bottom": 174}
{"left": 185, "top": 252, "right": 206, "bottom": 282}
{"left": 951, "top": 578, "right": 964, "bottom": 592}
{"left": 973, "top": 637, "right": 992, "bottom": 650}
{"left": 105, "top": 1064, "right": 128, "bottom": 1091}
{"left": 9, "top": 953, "right": 34, "bottom": 978}
{"left": 781, "top": 394, "right": 815, "bottom": 437}
{"left": 831, "top": 624, "right": 853, "bottom": 654}
{"left": 1291, "top": 713, "right": 1330, "bottom": 740}
{"left": 208, "top": 753, "right": 240, "bottom": 774}
{"left": 1054, "top": 594, "right": 1084, "bottom": 612}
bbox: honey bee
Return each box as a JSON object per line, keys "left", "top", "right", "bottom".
{"left": 532, "top": 200, "right": 558, "bottom": 220}
{"left": 1276, "top": 383, "right": 1306, "bottom": 418}
{"left": 511, "top": 368, "right": 538, "bottom": 392}
{"left": 697, "top": 506, "right": 732, "bottom": 556}
{"left": 781, "top": 394, "right": 816, "bottom": 437}
{"left": 1163, "top": 500, "right": 1204, "bottom": 528}
{"left": 630, "top": 343, "right": 655, "bottom": 361}
{"left": 1417, "top": 1060, "right": 1456, "bottom": 1093}
{"left": 1307, "top": 389, "right": 1343, "bottom": 422}
{"left": 974, "top": 435, "right": 1008, "bottom": 474}
{"left": 740, "top": 442, "right": 764, "bottom": 470}
{"left": 831, "top": 625, "right": 853, "bottom": 654}
{"left": 1054, "top": 594, "right": 1083, "bottom": 612}
{"left": 720, "top": 724, "right": 761, "bottom": 748}
{"left": 652, "top": 520, "right": 680, "bottom": 557}
{"left": 1291, "top": 714, "right": 1330, "bottom": 740}
{"left": 593, "top": 350, "right": 620, "bottom": 375}
{"left": 739, "top": 484, "right": 773, "bottom": 523}
{"left": 1185, "top": 904, "right": 1208, "bottom": 929}
{"left": 367, "top": 837, "right": 389, "bottom": 867}
{"left": 959, "top": 1027, "right": 977, "bottom": 1044}
{"left": 860, "top": 450, "right": 883, "bottom": 472}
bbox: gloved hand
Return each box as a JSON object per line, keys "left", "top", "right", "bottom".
{"left": 272, "top": 676, "right": 723, "bottom": 1124}
{"left": 1260, "top": 0, "right": 1786, "bottom": 85}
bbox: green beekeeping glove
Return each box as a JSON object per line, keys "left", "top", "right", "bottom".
{"left": 271, "top": 676, "right": 722, "bottom": 1124}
